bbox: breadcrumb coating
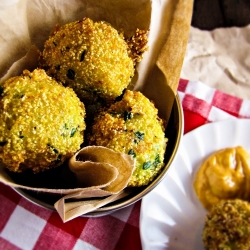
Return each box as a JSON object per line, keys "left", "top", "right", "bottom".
{"left": 125, "top": 28, "right": 149, "bottom": 65}
{"left": 40, "top": 17, "right": 135, "bottom": 104}
{"left": 88, "top": 90, "right": 167, "bottom": 187}
{"left": 203, "top": 199, "right": 250, "bottom": 250}
{"left": 0, "top": 69, "right": 86, "bottom": 173}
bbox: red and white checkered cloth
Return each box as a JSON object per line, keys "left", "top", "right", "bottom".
{"left": 1, "top": 79, "right": 250, "bottom": 250}
{"left": 179, "top": 79, "right": 250, "bottom": 134}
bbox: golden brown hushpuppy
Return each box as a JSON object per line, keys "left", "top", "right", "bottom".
{"left": 40, "top": 18, "right": 139, "bottom": 104}
{"left": 203, "top": 199, "right": 250, "bottom": 249}
{"left": 0, "top": 69, "right": 86, "bottom": 173}
{"left": 88, "top": 90, "right": 167, "bottom": 187}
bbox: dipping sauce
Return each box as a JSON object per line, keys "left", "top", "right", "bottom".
{"left": 194, "top": 146, "right": 250, "bottom": 211}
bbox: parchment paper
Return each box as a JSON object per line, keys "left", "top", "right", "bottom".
{"left": 181, "top": 25, "right": 250, "bottom": 99}
{"left": 0, "top": 0, "right": 193, "bottom": 221}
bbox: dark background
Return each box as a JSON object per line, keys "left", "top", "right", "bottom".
{"left": 192, "top": 0, "right": 250, "bottom": 30}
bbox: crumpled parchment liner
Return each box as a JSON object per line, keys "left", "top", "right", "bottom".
{"left": 56, "top": 146, "right": 135, "bottom": 222}
{"left": 54, "top": 189, "right": 132, "bottom": 222}
{"left": 69, "top": 146, "right": 135, "bottom": 193}
{"left": 0, "top": 0, "right": 193, "bottom": 221}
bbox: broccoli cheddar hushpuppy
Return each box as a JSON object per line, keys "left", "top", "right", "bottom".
{"left": 40, "top": 17, "right": 136, "bottom": 104}
{"left": 0, "top": 69, "right": 86, "bottom": 173}
{"left": 203, "top": 199, "right": 250, "bottom": 250}
{"left": 88, "top": 90, "right": 167, "bottom": 187}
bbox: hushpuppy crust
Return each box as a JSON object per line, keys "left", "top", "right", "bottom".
{"left": 0, "top": 69, "right": 86, "bottom": 173}
{"left": 88, "top": 90, "right": 167, "bottom": 187}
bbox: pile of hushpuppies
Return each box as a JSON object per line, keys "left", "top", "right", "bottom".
{"left": 0, "top": 18, "right": 167, "bottom": 187}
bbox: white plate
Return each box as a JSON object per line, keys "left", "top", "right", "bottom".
{"left": 140, "top": 118, "right": 250, "bottom": 250}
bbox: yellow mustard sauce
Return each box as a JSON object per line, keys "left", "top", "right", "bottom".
{"left": 194, "top": 146, "right": 250, "bottom": 211}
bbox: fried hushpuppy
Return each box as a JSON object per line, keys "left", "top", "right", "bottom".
{"left": 203, "top": 199, "right": 250, "bottom": 250}
{"left": 40, "top": 17, "right": 135, "bottom": 104}
{"left": 88, "top": 90, "right": 167, "bottom": 187}
{"left": 0, "top": 69, "right": 86, "bottom": 173}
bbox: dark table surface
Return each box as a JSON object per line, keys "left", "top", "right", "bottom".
{"left": 192, "top": 0, "right": 250, "bottom": 30}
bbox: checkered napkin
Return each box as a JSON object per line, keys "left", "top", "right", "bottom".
{"left": 1, "top": 80, "right": 250, "bottom": 250}
{"left": 179, "top": 79, "right": 250, "bottom": 133}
